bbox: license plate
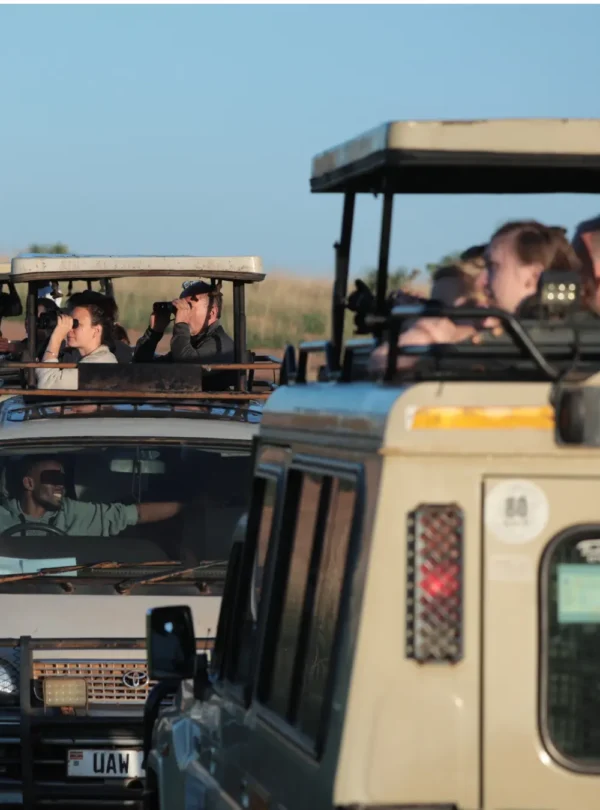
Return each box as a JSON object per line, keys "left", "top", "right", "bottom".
{"left": 67, "top": 749, "right": 144, "bottom": 778}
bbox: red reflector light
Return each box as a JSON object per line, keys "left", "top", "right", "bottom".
{"left": 406, "top": 504, "right": 464, "bottom": 663}
{"left": 419, "top": 564, "right": 459, "bottom": 599}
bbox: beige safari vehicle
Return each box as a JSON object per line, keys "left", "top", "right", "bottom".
{"left": 0, "top": 255, "right": 281, "bottom": 809}
{"left": 144, "top": 120, "right": 600, "bottom": 810}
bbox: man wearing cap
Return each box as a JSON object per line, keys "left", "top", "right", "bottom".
{"left": 133, "top": 280, "right": 235, "bottom": 365}
{"left": 0, "top": 457, "right": 182, "bottom": 537}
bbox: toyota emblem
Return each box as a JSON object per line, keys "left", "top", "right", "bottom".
{"left": 122, "top": 669, "right": 149, "bottom": 690}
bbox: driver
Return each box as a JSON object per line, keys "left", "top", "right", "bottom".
{"left": 0, "top": 457, "right": 183, "bottom": 537}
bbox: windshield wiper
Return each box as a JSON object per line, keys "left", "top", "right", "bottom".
{"left": 0, "top": 560, "right": 182, "bottom": 584}
{"left": 115, "top": 560, "right": 229, "bottom": 594}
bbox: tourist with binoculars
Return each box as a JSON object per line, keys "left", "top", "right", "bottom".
{"left": 36, "top": 291, "right": 119, "bottom": 390}
{"left": 132, "top": 280, "right": 235, "bottom": 366}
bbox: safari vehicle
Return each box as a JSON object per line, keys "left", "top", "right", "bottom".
{"left": 0, "top": 256, "right": 281, "bottom": 809}
{"left": 144, "top": 119, "right": 600, "bottom": 810}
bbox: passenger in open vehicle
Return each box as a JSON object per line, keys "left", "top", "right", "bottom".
{"left": 369, "top": 220, "right": 580, "bottom": 371}
{"left": 388, "top": 264, "right": 484, "bottom": 333}
{"left": 0, "top": 298, "right": 60, "bottom": 361}
{"left": 36, "top": 292, "right": 119, "bottom": 390}
{"left": 0, "top": 280, "right": 22, "bottom": 338}
{"left": 0, "top": 456, "right": 182, "bottom": 537}
{"left": 133, "top": 280, "right": 235, "bottom": 365}
{"left": 459, "top": 243, "right": 488, "bottom": 298}
{"left": 572, "top": 215, "right": 600, "bottom": 315}
{"left": 62, "top": 291, "right": 133, "bottom": 364}
{"left": 429, "top": 263, "right": 486, "bottom": 308}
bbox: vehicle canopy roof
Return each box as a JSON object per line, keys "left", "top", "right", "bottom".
{"left": 311, "top": 118, "right": 600, "bottom": 194}
{"left": 307, "top": 117, "right": 600, "bottom": 370}
{"left": 10, "top": 254, "right": 265, "bottom": 284}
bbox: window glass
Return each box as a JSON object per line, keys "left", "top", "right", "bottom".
{"left": 232, "top": 476, "right": 278, "bottom": 685}
{"left": 252, "top": 477, "right": 277, "bottom": 615}
{"left": 297, "top": 477, "right": 356, "bottom": 741}
{"left": 0, "top": 442, "right": 252, "bottom": 596}
{"left": 545, "top": 533, "right": 600, "bottom": 763}
{"left": 266, "top": 472, "right": 324, "bottom": 718}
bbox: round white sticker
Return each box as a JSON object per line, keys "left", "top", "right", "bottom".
{"left": 484, "top": 479, "right": 549, "bottom": 544}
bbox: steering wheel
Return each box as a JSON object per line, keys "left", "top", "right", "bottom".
{"left": 0, "top": 522, "right": 68, "bottom": 538}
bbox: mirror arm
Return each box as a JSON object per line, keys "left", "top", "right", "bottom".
{"left": 193, "top": 653, "right": 212, "bottom": 701}
{"left": 142, "top": 679, "right": 179, "bottom": 769}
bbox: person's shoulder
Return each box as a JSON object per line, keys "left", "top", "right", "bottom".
{"left": 112, "top": 342, "right": 133, "bottom": 363}
{"left": 82, "top": 346, "right": 118, "bottom": 364}
{"left": 0, "top": 498, "right": 17, "bottom": 516}
{"left": 217, "top": 323, "right": 234, "bottom": 346}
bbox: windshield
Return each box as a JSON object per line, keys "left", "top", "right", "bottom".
{"left": 0, "top": 440, "right": 251, "bottom": 595}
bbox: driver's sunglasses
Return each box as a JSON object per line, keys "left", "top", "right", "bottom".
{"left": 39, "top": 470, "right": 66, "bottom": 487}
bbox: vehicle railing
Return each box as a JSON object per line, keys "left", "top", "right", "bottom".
{"left": 365, "top": 303, "right": 562, "bottom": 381}
{"left": 0, "top": 387, "right": 269, "bottom": 401}
{"left": 0, "top": 358, "right": 282, "bottom": 399}
{"left": 279, "top": 306, "right": 600, "bottom": 386}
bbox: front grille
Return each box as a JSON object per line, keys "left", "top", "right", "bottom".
{"left": 33, "top": 660, "right": 152, "bottom": 705}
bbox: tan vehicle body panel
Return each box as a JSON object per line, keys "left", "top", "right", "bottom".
{"left": 149, "top": 375, "right": 600, "bottom": 810}
{"left": 333, "top": 378, "right": 600, "bottom": 810}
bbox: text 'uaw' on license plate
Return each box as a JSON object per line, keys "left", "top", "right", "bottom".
{"left": 67, "top": 749, "right": 145, "bottom": 778}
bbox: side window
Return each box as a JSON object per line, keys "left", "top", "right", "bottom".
{"left": 543, "top": 530, "right": 600, "bottom": 766}
{"left": 265, "top": 471, "right": 326, "bottom": 717}
{"left": 296, "top": 477, "right": 356, "bottom": 741}
{"left": 259, "top": 468, "right": 359, "bottom": 749}
{"left": 252, "top": 476, "right": 277, "bottom": 615}
{"left": 228, "top": 474, "right": 278, "bottom": 687}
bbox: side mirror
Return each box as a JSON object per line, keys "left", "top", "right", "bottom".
{"left": 146, "top": 605, "right": 196, "bottom": 681}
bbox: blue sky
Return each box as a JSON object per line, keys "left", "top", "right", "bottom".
{"left": 2, "top": 4, "right": 600, "bottom": 278}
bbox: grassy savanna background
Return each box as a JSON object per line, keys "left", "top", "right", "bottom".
{"left": 0, "top": 266, "right": 430, "bottom": 354}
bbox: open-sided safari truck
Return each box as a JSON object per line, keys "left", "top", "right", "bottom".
{"left": 144, "top": 120, "right": 600, "bottom": 810}
{"left": 0, "top": 256, "right": 280, "bottom": 809}
{"left": 1, "top": 253, "right": 279, "bottom": 394}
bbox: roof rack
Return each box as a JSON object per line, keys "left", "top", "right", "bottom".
{"left": 2, "top": 398, "right": 264, "bottom": 425}
{"left": 308, "top": 117, "right": 600, "bottom": 372}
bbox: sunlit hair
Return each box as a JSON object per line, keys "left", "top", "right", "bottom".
{"left": 490, "top": 220, "right": 580, "bottom": 275}
{"left": 572, "top": 215, "right": 600, "bottom": 310}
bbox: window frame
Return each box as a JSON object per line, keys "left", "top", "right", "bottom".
{"left": 252, "top": 456, "right": 364, "bottom": 759}
{"left": 539, "top": 522, "right": 600, "bottom": 775}
{"left": 218, "top": 459, "right": 285, "bottom": 706}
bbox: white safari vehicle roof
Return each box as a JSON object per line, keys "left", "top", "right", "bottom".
{"left": 310, "top": 118, "right": 600, "bottom": 194}
{"left": 10, "top": 255, "right": 265, "bottom": 283}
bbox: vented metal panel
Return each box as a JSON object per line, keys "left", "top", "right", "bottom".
{"left": 406, "top": 503, "right": 464, "bottom": 663}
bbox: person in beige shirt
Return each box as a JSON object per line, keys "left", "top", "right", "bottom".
{"left": 36, "top": 291, "right": 118, "bottom": 390}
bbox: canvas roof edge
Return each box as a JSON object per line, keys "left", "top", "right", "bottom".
{"left": 10, "top": 255, "right": 265, "bottom": 283}
{"left": 310, "top": 118, "right": 600, "bottom": 194}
